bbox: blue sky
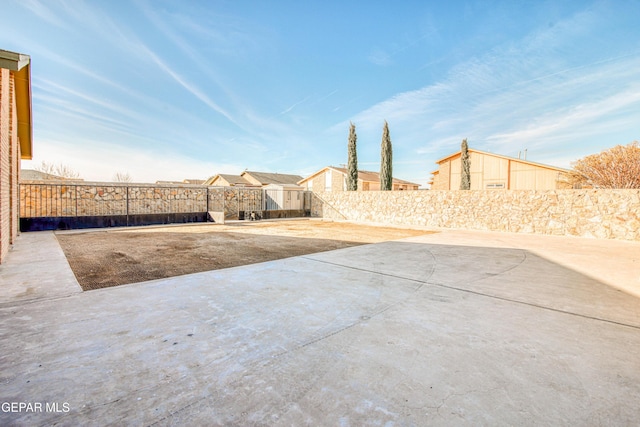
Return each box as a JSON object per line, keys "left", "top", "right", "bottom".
{"left": 2, "top": 0, "right": 639, "bottom": 186}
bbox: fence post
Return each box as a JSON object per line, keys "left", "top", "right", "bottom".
{"left": 126, "top": 185, "right": 130, "bottom": 226}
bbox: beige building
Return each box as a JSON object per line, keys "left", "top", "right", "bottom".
{"left": 204, "top": 171, "right": 304, "bottom": 188}
{"left": 299, "top": 166, "right": 420, "bottom": 191}
{"left": 241, "top": 171, "right": 304, "bottom": 187}
{"left": 203, "top": 174, "right": 258, "bottom": 187}
{"left": 429, "top": 149, "right": 572, "bottom": 190}
{"left": 0, "top": 49, "right": 32, "bottom": 263}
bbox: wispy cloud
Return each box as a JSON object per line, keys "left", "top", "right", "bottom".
{"left": 34, "top": 78, "right": 145, "bottom": 123}
{"left": 368, "top": 49, "right": 393, "bottom": 66}
{"left": 138, "top": 44, "right": 239, "bottom": 126}
{"left": 21, "top": 0, "right": 69, "bottom": 29}
{"left": 345, "top": 4, "right": 640, "bottom": 165}
{"left": 279, "top": 96, "right": 310, "bottom": 115}
{"left": 23, "top": 137, "right": 244, "bottom": 183}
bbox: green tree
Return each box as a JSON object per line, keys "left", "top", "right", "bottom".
{"left": 380, "top": 121, "right": 393, "bottom": 191}
{"left": 347, "top": 122, "right": 358, "bottom": 191}
{"left": 460, "top": 138, "right": 471, "bottom": 190}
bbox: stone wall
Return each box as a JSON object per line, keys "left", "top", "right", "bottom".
{"left": 311, "top": 189, "right": 640, "bottom": 241}
{"left": 20, "top": 182, "right": 267, "bottom": 220}
{"left": 208, "top": 187, "right": 263, "bottom": 220}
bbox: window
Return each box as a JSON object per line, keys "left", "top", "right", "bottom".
{"left": 325, "top": 170, "right": 332, "bottom": 191}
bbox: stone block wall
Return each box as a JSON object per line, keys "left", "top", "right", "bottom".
{"left": 207, "top": 187, "right": 263, "bottom": 220}
{"left": 311, "top": 189, "right": 640, "bottom": 241}
{"left": 20, "top": 182, "right": 266, "bottom": 221}
{"left": 127, "top": 186, "right": 207, "bottom": 215}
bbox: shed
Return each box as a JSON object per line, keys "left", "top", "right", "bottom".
{"left": 263, "top": 184, "right": 305, "bottom": 210}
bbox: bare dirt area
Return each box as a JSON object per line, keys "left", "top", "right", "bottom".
{"left": 55, "top": 220, "right": 433, "bottom": 291}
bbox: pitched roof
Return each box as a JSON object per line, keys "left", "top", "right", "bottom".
{"left": 299, "top": 166, "right": 420, "bottom": 186}
{"left": 434, "top": 149, "right": 571, "bottom": 173}
{"left": 242, "top": 171, "right": 304, "bottom": 185}
{"left": 20, "top": 169, "right": 83, "bottom": 181}
{"left": 203, "top": 174, "right": 255, "bottom": 186}
{"left": 220, "top": 174, "right": 254, "bottom": 185}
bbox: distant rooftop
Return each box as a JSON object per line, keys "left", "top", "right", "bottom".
{"left": 20, "top": 169, "right": 84, "bottom": 182}
{"left": 242, "top": 171, "right": 304, "bottom": 186}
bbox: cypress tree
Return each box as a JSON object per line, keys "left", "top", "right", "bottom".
{"left": 460, "top": 138, "right": 471, "bottom": 190}
{"left": 380, "top": 121, "right": 393, "bottom": 191}
{"left": 347, "top": 122, "right": 358, "bottom": 191}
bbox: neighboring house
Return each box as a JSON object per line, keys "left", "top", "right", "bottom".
{"left": 299, "top": 166, "right": 420, "bottom": 191}
{"left": 241, "top": 170, "right": 304, "bottom": 187}
{"left": 0, "top": 49, "right": 32, "bottom": 263}
{"left": 203, "top": 174, "right": 258, "bottom": 187}
{"left": 182, "top": 179, "right": 205, "bottom": 185}
{"left": 20, "top": 169, "right": 83, "bottom": 182}
{"left": 155, "top": 179, "right": 205, "bottom": 185}
{"left": 429, "top": 148, "right": 573, "bottom": 190}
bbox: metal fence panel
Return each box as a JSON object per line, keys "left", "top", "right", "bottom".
{"left": 20, "top": 183, "right": 312, "bottom": 223}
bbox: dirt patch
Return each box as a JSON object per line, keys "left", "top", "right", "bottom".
{"left": 55, "top": 220, "right": 433, "bottom": 291}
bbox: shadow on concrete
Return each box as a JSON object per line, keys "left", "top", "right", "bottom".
{"left": 305, "top": 240, "right": 640, "bottom": 329}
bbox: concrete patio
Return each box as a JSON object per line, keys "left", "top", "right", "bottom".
{"left": 1, "top": 227, "right": 639, "bottom": 426}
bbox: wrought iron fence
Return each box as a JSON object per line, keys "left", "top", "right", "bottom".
{"left": 20, "top": 183, "right": 210, "bottom": 218}
{"left": 20, "top": 182, "right": 312, "bottom": 225}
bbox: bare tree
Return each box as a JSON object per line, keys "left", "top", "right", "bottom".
{"left": 347, "top": 122, "right": 358, "bottom": 191}
{"left": 35, "top": 161, "right": 80, "bottom": 179}
{"left": 113, "top": 172, "right": 133, "bottom": 183}
{"left": 460, "top": 138, "right": 471, "bottom": 190}
{"left": 570, "top": 141, "right": 640, "bottom": 189}
{"left": 380, "top": 121, "right": 393, "bottom": 191}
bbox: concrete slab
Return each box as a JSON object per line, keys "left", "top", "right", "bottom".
{"left": 0, "top": 231, "right": 81, "bottom": 306}
{"left": 1, "top": 229, "right": 639, "bottom": 426}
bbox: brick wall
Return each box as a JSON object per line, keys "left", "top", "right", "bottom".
{"left": 0, "top": 69, "right": 11, "bottom": 262}
{"left": 311, "top": 189, "right": 640, "bottom": 241}
{"left": 9, "top": 72, "right": 19, "bottom": 249}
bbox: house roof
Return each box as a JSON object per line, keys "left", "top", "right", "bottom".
{"left": 299, "top": 166, "right": 420, "bottom": 186}
{"left": 204, "top": 174, "right": 255, "bottom": 186}
{"left": 242, "top": 171, "right": 304, "bottom": 186}
{"left": 434, "top": 148, "right": 571, "bottom": 173}
{"left": 20, "top": 169, "right": 83, "bottom": 181}
{"left": 20, "top": 169, "right": 62, "bottom": 181}
{"left": 0, "top": 49, "right": 32, "bottom": 159}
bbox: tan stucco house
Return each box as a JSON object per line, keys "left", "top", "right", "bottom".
{"left": 0, "top": 49, "right": 32, "bottom": 263}
{"left": 241, "top": 171, "right": 304, "bottom": 187}
{"left": 299, "top": 166, "right": 420, "bottom": 191}
{"left": 204, "top": 171, "right": 303, "bottom": 187}
{"left": 203, "top": 174, "right": 258, "bottom": 187}
{"left": 429, "top": 148, "right": 572, "bottom": 190}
